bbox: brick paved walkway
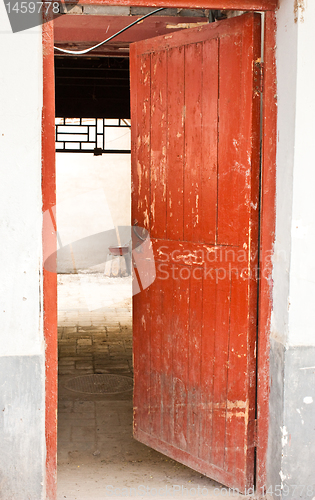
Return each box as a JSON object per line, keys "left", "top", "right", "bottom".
{"left": 57, "top": 273, "right": 220, "bottom": 500}
{"left": 57, "top": 274, "right": 135, "bottom": 465}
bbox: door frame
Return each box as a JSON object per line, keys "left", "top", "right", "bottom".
{"left": 42, "top": 4, "right": 277, "bottom": 498}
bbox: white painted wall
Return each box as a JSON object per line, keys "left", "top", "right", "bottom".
{"left": 0, "top": 3, "right": 44, "bottom": 357}
{"left": 273, "top": 0, "right": 315, "bottom": 347}
{"left": 272, "top": 0, "right": 297, "bottom": 346}
{"left": 56, "top": 152, "right": 131, "bottom": 272}
{"left": 287, "top": 0, "right": 315, "bottom": 346}
{"left": 0, "top": 9, "right": 46, "bottom": 499}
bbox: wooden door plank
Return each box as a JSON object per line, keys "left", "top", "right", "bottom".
{"left": 184, "top": 42, "right": 203, "bottom": 243}
{"left": 201, "top": 38, "right": 218, "bottom": 245}
{"left": 238, "top": 14, "right": 261, "bottom": 251}
{"left": 149, "top": 275, "right": 163, "bottom": 438}
{"left": 131, "top": 50, "right": 152, "bottom": 435}
{"left": 224, "top": 270, "right": 249, "bottom": 482}
{"left": 130, "top": 46, "right": 138, "bottom": 225}
{"left": 172, "top": 267, "right": 190, "bottom": 450}
{"left": 239, "top": 14, "right": 261, "bottom": 481}
{"left": 211, "top": 276, "right": 231, "bottom": 469}
{"left": 166, "top": 46, "right": 185, "bottom": 241}
{"left": 217, "top": 34, "right": 242, "bottom": 246}
{"left": 150, "top": 50, "right": 167, "bottom": 240}
{"left": 199, "top": 274, "right": 216, "bottom": 462}
{"left": 160, "top": 262, "right": 176, "bottom": 444}
{"left": 131, "top": 52, "right": 151, "bottom": 231}
{"left": 187, "top": 270, "right": 203, "bottom": 456}
{"left": 133, "top": 285, "right": 151, "bottom": 435}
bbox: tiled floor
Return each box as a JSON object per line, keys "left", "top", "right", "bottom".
{"left": 58, "top": 324, "right": 133, "bottom": 377}
{"left": 58, "top": 274, "right": 134, "bottom": 462}
{"left": 57, "top": 273, "right": 223, "bottom": 500}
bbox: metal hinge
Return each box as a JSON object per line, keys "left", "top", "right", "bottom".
{"left": 254, "top": 60, "right": 264, "bottom": 95}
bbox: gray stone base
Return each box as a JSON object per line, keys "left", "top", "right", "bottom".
{"left": 0, "top": 355, "right": 45, "bottom": 500}
{"left": 267, "top": 342, "right": 315, "bottom": 499}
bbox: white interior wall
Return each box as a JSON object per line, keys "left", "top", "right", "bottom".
{"left": 56, "top": 152, "right": 131, "bottom": 272}
{"left": 267, "top": 2, "right": 315, "bottom": 493}
{"left": 287, "top": 0, "right": 315, "bottom": 347}
{"left": 0, "top": 7, "right": 46, "bottom": 499}
{"left": 0, "top": 3, "right": 44, "bottom": 357}
{"left": 272, "top": 0, "right": 298, "bottom": 347}
{"left": 273, "top": 0, "right": 315, "bottom": 347}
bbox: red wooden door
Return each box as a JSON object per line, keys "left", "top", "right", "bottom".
{"left": 130, "top": 13, "right": 261, "bottom": 492}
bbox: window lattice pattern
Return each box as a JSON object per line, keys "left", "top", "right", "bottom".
{"left": 55, "top": 118, "right": 131, "bottom": 154}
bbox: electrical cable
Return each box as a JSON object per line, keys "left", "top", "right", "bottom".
{"left": 54, "top": 7, "right": 166, "bottom": 55}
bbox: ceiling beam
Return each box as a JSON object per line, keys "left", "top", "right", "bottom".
{"left": 54, "top": 15, "right": 209, "bottom": 44}
{"left": 61, "top": 0, "right": 278, "bottom": 11}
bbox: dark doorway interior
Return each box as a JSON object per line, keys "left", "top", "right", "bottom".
{"left": 55, "top": 56, "right": 130, "bottom": 119}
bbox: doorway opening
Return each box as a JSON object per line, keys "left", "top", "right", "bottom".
{"left": 54, "top": 19, "right": 225, "bottom": 495}
{"left": 43, "top": 5, "right": 278, "bottom": 497}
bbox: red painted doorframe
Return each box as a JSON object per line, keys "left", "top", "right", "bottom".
{"left": 42, "top": 5, "right": 277, "bottom": 498}
{"left": 66, "top": 0, "right": 278, "bottom": 9}
{"left": 256, "top": 11, "right": 277, "bottom": 492}
{"left": 42, "top": 18, "right": 58, "bottom": 500}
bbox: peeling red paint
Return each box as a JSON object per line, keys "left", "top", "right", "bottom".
{"left": 256, "top": 10, "right": 277, "bottom": 492}
{"left": 131, "top": 14, "right": 262, "bottom": 493}
{"left": 42, "top": 18, "right": 57, "bottom": 500}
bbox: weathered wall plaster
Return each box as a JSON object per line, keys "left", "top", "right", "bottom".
{"left": 0, "top": 2, "right": 44, "bottom": 357}
{"left": 267, "top": 339, "right": 285, "bottom": 491}
{"left": 0, "top": 4, "right": 46, "bottom": 499}
{"left": 281, "top": 347, "right": 315, "bottom": 489}
{"left": 0, "top": 356, "right": 45, "bottom": 499}
{"left": 288, "top": 0, "right": 315, "bottom": 348}
{"left": 268, "top": 0, "right": 315, "bottom": 496}
{"left": 56, "top": 152, "right": 131, "bottom": 272}
{"left": 272, "top": 0, "right": 297, "bottom": 348}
